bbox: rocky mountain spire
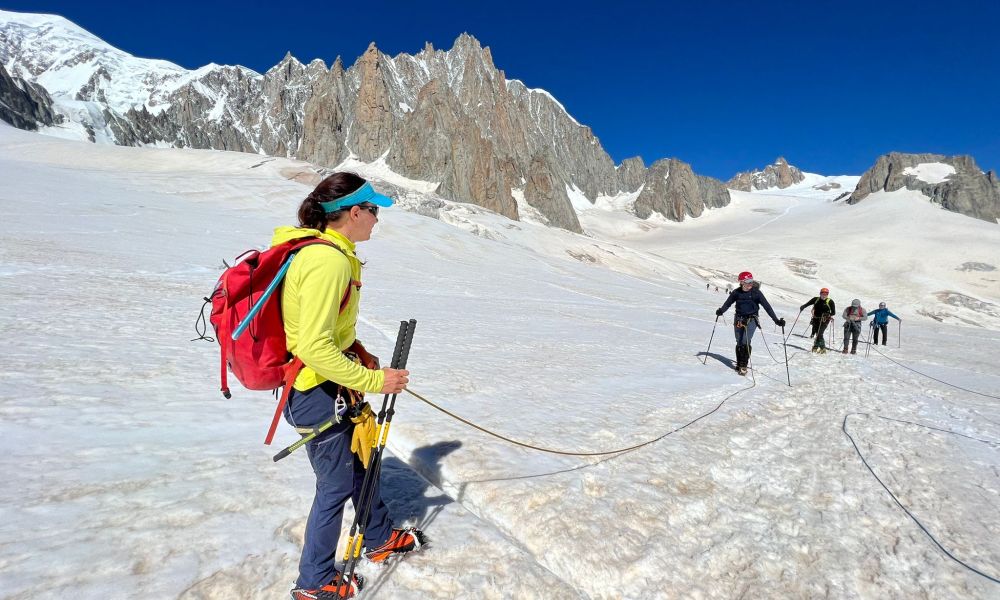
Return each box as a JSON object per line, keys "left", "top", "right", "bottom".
{"left": 348, "top": 42, "right": 395, "bottom": 161}
{"left": 299, "top": 59, "right": 350, "bottom": 168}
{"left": 727, "top": 157, "right": 805, "bottom": 191}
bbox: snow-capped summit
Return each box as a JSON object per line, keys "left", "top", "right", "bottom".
{"left": 0, "top": 9, "right": 266, "bottom": 147}
{"left": 0, "top": 9, "right": 245, "bottom": 114}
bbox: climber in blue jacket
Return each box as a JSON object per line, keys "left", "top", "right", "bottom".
{"left": 868, "top": 302, "right": 900, "bottom": 345}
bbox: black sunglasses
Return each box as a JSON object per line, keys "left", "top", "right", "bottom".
{"left": 358, "top": 204, "right": 379, "bottom": 217}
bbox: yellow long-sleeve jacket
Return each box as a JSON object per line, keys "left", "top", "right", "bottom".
{"left": 271, "top": 226, "right": 385, "bottom": 393}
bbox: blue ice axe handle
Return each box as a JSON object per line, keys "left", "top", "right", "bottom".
{"left": 231, "top": 256, "right": 295, "bottom": 341}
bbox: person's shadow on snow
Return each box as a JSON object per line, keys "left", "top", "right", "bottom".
{"left": 379, "top": 440, "right": 462, "bottom": 530}
{"left": 696, "top": 351, "right": 735, "bottom": 369}
{"left": 365, "top": 441, "right": 462, "bottom": 598}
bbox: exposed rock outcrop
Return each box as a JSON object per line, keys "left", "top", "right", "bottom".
{"left": 634, "top": 159, "right": 730, "bottom": 221}
{"left": 617, "top": 156, "right": 646, "bottom": 192}
{"left": 524, "top": 151, "right": 581, "bottom": 232}
{"left": 849, "top": 152, "right": 1000, "bottom": 223}
{"left": 0, "top": 62, "right": 61, "bottom": 130}
{"left": 299, "top": 57, "right": 350, "bottom": 168}
{"left": 348, "top": 43, "right": 395, "bottom": 161}
{"left": 727, "top": 157, "right": 805, "bottom": 191}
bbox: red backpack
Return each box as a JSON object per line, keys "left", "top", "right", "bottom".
{"left": 207, "top": 237, "right": 357, "bottom": 444}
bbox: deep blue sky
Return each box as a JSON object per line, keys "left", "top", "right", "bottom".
{"left": 5, "top": 0, "right": 999, "bottom": 179}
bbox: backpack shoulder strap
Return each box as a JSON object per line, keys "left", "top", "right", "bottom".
{"left": 286, "top": 238, "right": 359, "bottom": 314}
{"left": 265, "top": 357, "right": 304, "bottom": 445}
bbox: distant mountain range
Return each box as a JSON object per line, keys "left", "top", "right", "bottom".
{"left": 727, "top": 155, "right": 999, "bottom": 222}
{"left": 1, "top": 10, "right": 997, "bottom": 227}
{"left": 0, "top": 10, "right": 734, "bottom": 232}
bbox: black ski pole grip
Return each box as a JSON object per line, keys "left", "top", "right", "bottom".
{"left": 396, "top": 319, "right": 417, "bottom": 370}
{"left": 389, "top": 320, "right": 408, "bottom": 369}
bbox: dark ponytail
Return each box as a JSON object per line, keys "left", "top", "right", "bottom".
{"left": 297, "top": 172, "right": 367, "bottom": 231}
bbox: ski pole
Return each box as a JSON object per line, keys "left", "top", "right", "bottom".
{"left": 340, "top": 319, "right": 417, "bottom": 591}
{"left": 340, "top": 319, "right": 410, "bottom": 557}
{"left": 865, "top": 322, "right": 874, "bottom": 358}
{"left": 785, "top": 309, "right": 803, "bottom": 343}
{"left": 341, "top": 320, "right": 416, "bottom": 589}
{"left": 702, "top": 315, "right": 720, "bottom": 365}
{"left": 781, "top": 325, "right": 791, "bottom": 386}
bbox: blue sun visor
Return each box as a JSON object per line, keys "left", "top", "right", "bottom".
{"left": 320, "top": 182, "right": 394, "bottom": 213}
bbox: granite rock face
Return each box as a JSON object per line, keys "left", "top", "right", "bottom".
{"left": 524, "top": 150, "right": 581, "bottom": 232}
{"left": 617, "top": 156, "right": 647, "bottom": 192}
{"left": 348, "top": 43, "right": 395, "bottom": 161}
{"left": 635, "top": 159, "right": 730, "bottom": 221}
{"left": 849, "top": 152, "right": 1000, "bottom": 223}
{"left": 0, "top": 62, "right": 61, "bottom": 130}
{"left": 727, "top": 157, "right": 805, "bottom": 191}
{"left": 299, "top": 57, "right": 350, "bottom": 169}
{"left": 1, "top": 13, "right": 733, "bottom": 230}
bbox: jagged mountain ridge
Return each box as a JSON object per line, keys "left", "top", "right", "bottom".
{"left": 0, "top": 9, "right": 731, "bottom": 232}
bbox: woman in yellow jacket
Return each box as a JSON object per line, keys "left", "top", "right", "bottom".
{"left": 279, "top": 172, "right": 421, "bottom": 599}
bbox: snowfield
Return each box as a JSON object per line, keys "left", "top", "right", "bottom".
{"left": 1, "top": 123, "right": 998, "bottom": 599}
{"left": 902, "top": 163, "right": 957, "bottom": 185}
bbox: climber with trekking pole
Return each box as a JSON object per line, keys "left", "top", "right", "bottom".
{"left": 715, "top": 271, "right": 785, "bottom": 376}
{"left": 868, "top": 302, "right": 901, "bottom": 347}
{"left": 206, "top": 173, "right": 423, "bottom": 599}
{"left": 336, "top": 320, "right": 422, "bottom": 593}
{"left": 275, "top": 175, "right": 425, "bottom": 600}
{"left": 203, "top": 173, "right": 423, "bottom": 598}
{"left": 800, "top": 288, "right": 835, "bottom": 354}
{"left": 841, "top": 299, "right": 868, "bottom": 355}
